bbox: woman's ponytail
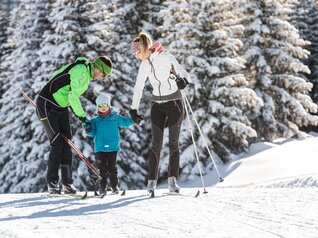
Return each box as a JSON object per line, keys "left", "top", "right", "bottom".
{"left": 138, "top": 32, "right": 153, "bottom": 57}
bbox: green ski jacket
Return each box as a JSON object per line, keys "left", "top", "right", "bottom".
{"left": 44, "top": 57, "right": 93, "bottom": 118}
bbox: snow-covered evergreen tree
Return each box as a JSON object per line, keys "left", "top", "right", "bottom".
{"left": 0, "top": 0, "right": 52, "bottom": 193}
{"left": 158, "top": 0, "right": 263, "bottom": 183}
{"left": 77, "top": 0, "right": 149, "bottom": 189}
{"left": 105, "top": 0, "right": 152, "bottom": 189}
{"left": 136, "top": 0, "right": 166, "bottom": 38}
{"left": 290, "top": 0, "right": 318, "bottom": 102}
{"left": 0, "top": 7, "right": 10, "bottom": 100}
{"left": 0, "top": 8, "right": 9, "bottom": 60}
{"left": 30, "top": 0, "right": 101, "bottom": 191}
{"left": 2, "top": 0, "right": 318, "bottom": 193}
{"left": 242, "top": 0, "right": 318, "bottom": 141}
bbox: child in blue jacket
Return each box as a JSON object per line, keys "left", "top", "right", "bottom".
{"left": 84, "top": 94, "right": 133, "bottom": 194}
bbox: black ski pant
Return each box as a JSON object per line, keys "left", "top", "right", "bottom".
{"left": 95, "top": 152, "right": 118, "bottom": 190}
{"left": 148, "top": 99, "right": 184, "bottom": 180}
{"left": 36, "top": 96, "right": 73, "bottom": 185}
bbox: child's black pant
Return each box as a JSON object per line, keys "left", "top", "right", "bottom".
{"left": 96, "top": 152, "right": 118, "bottom": 190}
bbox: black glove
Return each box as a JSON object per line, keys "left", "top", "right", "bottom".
{"left": 78, "top": 116, "right": 89, "bottom": 123}
{"left": 129, "top": 109, "right": 144, "bottom": 124}
{"left": 176, "top": 75, "right": 189, "bottom": 90}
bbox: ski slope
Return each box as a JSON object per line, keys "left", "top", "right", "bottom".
{"left": 1, "top": 137, "right": 318, "bottom": 238}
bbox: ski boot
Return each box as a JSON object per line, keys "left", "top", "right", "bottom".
{"left": 168, "top": 177, "right": 180, "bottom": 193}
{"left": 146, "top": 180, "right": 157, "bottom": 194}
{"left": 47, "top": 181, "right": 61, "bottom": 194}
{"left": 98, "top": 185, "right": 107, "bottom": 195}
{"left": 62, "top": 183, "right": 77, "bottom": 194}
{"left": 111, "top": 186, "right": 120, "bottom": 194}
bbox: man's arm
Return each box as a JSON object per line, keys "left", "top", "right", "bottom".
{"left": 68, "top": 65, "right": 88, "bottom": 118}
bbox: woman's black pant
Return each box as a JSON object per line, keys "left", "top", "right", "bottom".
{"left": 95, "top": 152, "right": 118, "bottom": 190}
{"left": 36, "top": 96, "right": 73, "bottom": 185}
{"left": 148, "top": 99, "right": 184, "bottom": 180}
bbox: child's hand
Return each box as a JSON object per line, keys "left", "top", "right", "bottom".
{"left": 83, "top": 121, "right": 92, "bottom": 133}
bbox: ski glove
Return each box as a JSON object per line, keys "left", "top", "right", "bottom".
{"left": 78, "top": 116, "right": 89, "bottom": 123}
{"left": 176, "top": 75, "right": 189, "bottom": 90}
{"left": 129, "top": 109, "right": 143, "bottom": 124}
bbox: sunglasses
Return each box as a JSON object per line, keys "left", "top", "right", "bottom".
{"left": 100, "top": 71, "right": 109, "bottom": 78}
{"left": 97, "top": 66, "right": 109, "bottom": 78}
{"left": 98, "top": 104, "right": 109, "bottom": 108}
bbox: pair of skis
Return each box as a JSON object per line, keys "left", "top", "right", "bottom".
{"left": 148, "top": 189, "right": 201, "bottom": 198}
{"left": 97, "top": 189, "right": 126, "bottom": 199}
{"left": 48, "top": 190, "right": 126, "bottom": 199}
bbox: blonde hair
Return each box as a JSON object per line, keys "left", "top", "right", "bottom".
{"left": 133, "top": 32, "right": 153, "bottom": 58}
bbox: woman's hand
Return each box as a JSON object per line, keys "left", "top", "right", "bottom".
{"left": 129, "top": 109, "right": 144, "bottom": 124}
{"left": 176, "top": 75, "right": 189, "bottom": 90}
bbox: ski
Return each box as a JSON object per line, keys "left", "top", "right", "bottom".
{"left": 161, "top": 190, "right": 203, "bottom": 198}
{"left": 45, "top": 191, "right": 88, "bottom": 199}
{"left": 81, "top": 191, "right": 88, "bottom": 199}
{"left": 80, "top": 189, "right": 125, "bottom": 199}
{"left": 100, "top": 189, "right": 126, "bottom": 198}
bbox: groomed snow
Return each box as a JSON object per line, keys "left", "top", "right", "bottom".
{"left": 0, "top": 137, "right": 318, "bottom": 238}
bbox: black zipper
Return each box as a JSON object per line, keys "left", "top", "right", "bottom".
{"left": 167, "top": 77, "right": 172, "bottom": 90}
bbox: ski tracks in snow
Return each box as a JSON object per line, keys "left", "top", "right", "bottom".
{"left": 0, "top": 188, "right": 317, "bottom": 238}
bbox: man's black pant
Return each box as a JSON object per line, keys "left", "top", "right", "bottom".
{"left": 36, "top": 96, "right": 73, "bottom": 185}
{"left": 95, "top": 152, "right": 118, "bottom": 190}
{"left": 148, "top": 99, "right": 184, "bottom": 180}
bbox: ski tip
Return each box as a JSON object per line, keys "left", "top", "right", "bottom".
{"left": 121, "top": 190, "right": 126, "bottom": 196}
{"left": 81, "top": 191, "right": 88, "bottom": 199}
{"left": 195, "top": 190, "right": 200, "bottom": 198}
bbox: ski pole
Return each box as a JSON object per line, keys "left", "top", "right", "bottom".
{"left": 183, "top": 96, "right": 208, "bottom": 194}
{"left": 20, "top": 88, "right": 102, "bottom": 181}
{"left": 169, "top": 64, "right": 224, "bottom": 182}
{"left": 181, "top": 93, "right": 224, "bottom": 182}
{"left": 60, "top": 134, "right": 101, "bottom": 180}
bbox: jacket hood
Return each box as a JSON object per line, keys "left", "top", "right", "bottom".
{"left": 75, "top": 56, "right": 89, "bottom": 64}
{"left": 150, "top": 42, "right": 164, "bottom": 53}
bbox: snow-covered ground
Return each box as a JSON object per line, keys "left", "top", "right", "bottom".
{"left": 1, "top": 137, "right": 318, "bottom": 238}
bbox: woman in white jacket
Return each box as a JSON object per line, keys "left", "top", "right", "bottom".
{"left": 129, "top": 32, "right": 191, "bottom": 194}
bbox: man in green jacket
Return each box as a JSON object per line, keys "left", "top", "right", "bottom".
{"left": 36, "top": 56, "right": 112, "bottom": 194}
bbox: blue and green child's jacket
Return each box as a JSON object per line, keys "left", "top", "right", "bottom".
{"left": 84, "top": 108, "right": 133, "bottom": 152}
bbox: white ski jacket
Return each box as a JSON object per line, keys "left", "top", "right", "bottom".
{"left": 131, "top": 51, "right": 191, "bottom": 110}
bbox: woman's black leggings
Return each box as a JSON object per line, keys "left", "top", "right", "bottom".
{"left": 148, "top": 99, "right": 184, "bottom": 180}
